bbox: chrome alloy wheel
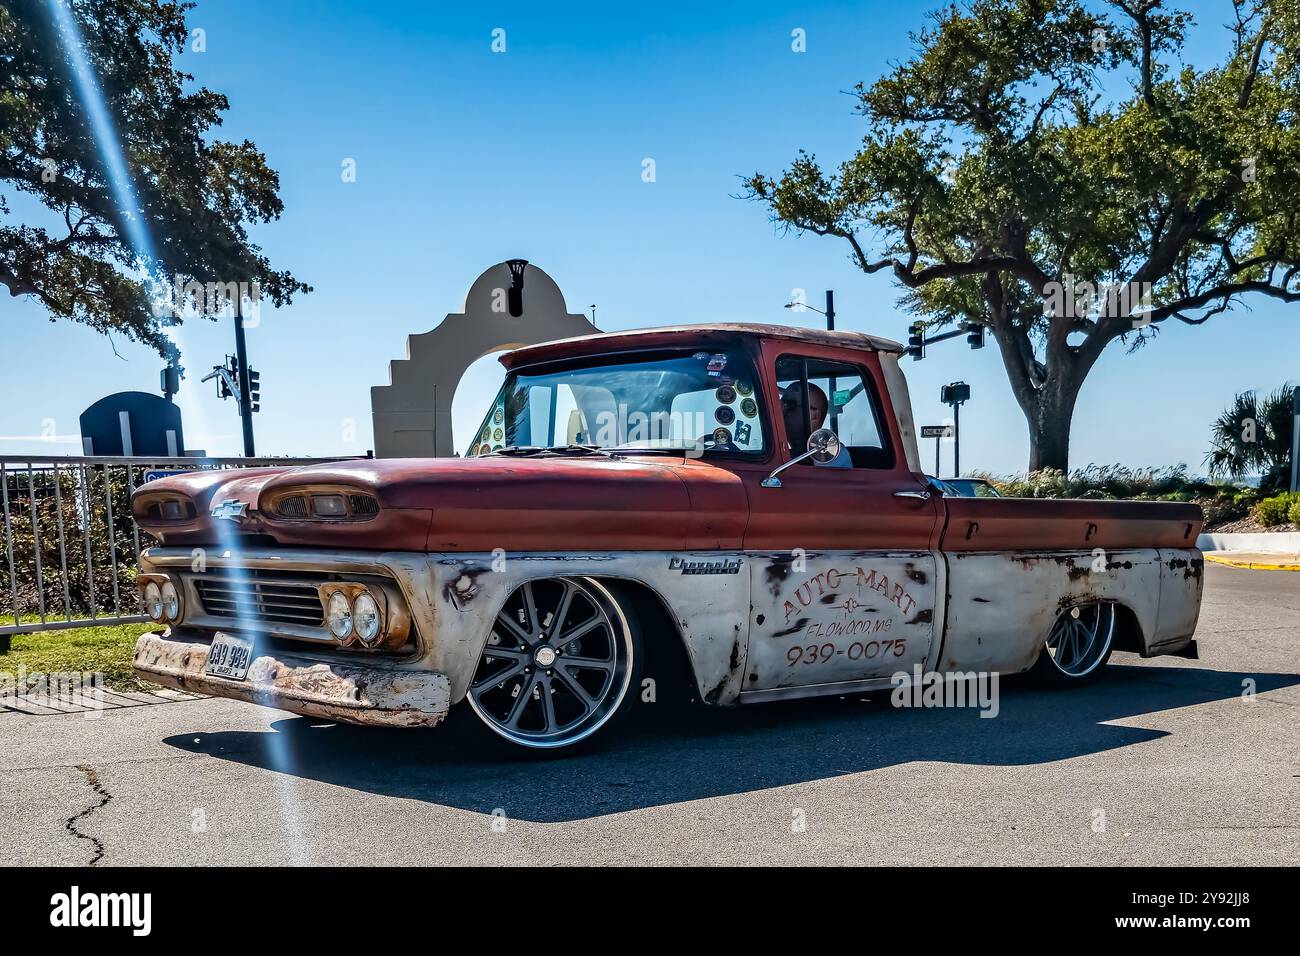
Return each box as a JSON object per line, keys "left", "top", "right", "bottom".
{"left": 1044, "top": 601, "right": 1116, "bottom": 678}
{"left": 466, "top": 578, "right": 634, "bottom": 750}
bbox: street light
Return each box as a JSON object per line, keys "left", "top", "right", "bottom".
{"left": 783, "top": 290, "right": 836, "bottom": 331}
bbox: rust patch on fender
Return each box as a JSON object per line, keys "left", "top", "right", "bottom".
{"left": 442, "top": 566, "right": 489, "bottom": 609}
{"left": 770, "top": 617, "right": 809, "bottom": 638}
{"left": 704, "top": 674, "right": 729, "bottom": 705}
{"left": 1168, "top": 556, "right": 1204, "bottom": 582}
{"left": 763, "top": 553, "right": 797, "bottom": 597}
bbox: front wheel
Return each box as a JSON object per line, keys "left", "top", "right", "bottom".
{"left": 463, "top": 577, "right": 641, "bottom": 754}
{"left": 1031, "top": 600, "right": 1117, "bottom": 686}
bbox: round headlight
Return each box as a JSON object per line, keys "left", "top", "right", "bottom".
{"left": 144, "top": 582, "right": 164, "bottom": 621}
{"left": 161, "top": 580, "right": 180, "bottom": 621}
{"left": 353, "top": 591, "right": 381, "bottom": 644}
{"left": 326, "top": 591, "right": 353, "bottom": 640}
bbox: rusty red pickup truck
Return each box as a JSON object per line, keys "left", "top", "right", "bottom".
{"left": 131, "top": 324, "right": 1204, "bottom": 752}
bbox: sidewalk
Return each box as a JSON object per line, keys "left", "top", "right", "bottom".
{"left": 1204, "top": 551, "right": 1300, "bottom": 571}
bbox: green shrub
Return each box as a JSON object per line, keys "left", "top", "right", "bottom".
{"left": 1233, "top": 487, "right": 1262, "bottom": 508}
{"left": 1289, "top": 500, "right": 1300, "bottom": 527}
{"left": 976, "top": 464, "right": 1234, "bottom": 502}
{"left": 1256, "top": 493, "right": 1300, "bottom": 526}
{"left": 1201, "top": 496, "right": 1245, "bottom": 527}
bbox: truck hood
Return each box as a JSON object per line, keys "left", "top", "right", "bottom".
{"left": 135, "top": 455, "right": 748, "bottom": 552}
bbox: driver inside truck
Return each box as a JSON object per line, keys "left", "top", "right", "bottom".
{"left": 781, "top": 382, "right": 851, "bottom": 468}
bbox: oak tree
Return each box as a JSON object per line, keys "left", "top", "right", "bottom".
{"left": 0, "top": 0, "right": 308, "bottom": 363}
{"left": 747, "top": 0, "right": 1300, "bottom": 471}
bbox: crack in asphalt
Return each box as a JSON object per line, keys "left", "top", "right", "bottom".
{"left": 65, "top": 764, "right": 111, "bottom": 866}
{"left": 0, "top": 752, "right": 200, "bottom": 775}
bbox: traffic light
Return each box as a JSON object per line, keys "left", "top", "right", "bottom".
{"left": 247, "top": 368, "right": 261, "bottom": 413}
{"left": 160, "top": 365, "right": 180, "bottom": 398}
{"left": 217, "top": 356, "right": 236, "bottom": 399}
{"left": 906, "top": 321, "right": 926, "bottom": 361}
{"left": 941, "top": 382, "right": 971, "bottom": 405}
{"left": 966, "top": 323, "right": 985, "bottom": 349}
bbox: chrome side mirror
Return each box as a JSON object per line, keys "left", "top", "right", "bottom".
{"left": 761, "top": 428, "right": 842, "bottom": 488}
{"left": 806, "top": 428, "right": 842, "bottom": 464}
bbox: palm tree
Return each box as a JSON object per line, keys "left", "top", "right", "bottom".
{"left": 1205, "top": 384, "right": 1295, "bottom": 492}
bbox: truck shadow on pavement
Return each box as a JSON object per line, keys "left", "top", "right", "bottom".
{"left": 164, "top": 661, "right": 1297, "bottom": 823}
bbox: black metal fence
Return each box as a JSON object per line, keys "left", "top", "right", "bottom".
{"left": 0, "top": 455, "right": 354, "bottom": 638}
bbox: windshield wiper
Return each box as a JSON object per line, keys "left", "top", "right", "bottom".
{"left": 546, "top": 444, "right": 625, "bottom": 459}
{"left": 606, "top": 446, "right": 686, "bottom": 455}
{"left": 488, "top": 445, "right": 546, "bottom": 457}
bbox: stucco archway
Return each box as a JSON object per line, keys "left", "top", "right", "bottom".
{"left": 370, "top": 260, "right": 598, "bottom": 457}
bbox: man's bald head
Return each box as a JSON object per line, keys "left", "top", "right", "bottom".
{"left": 781, "top": 382, "right": 829, "bottom": 451}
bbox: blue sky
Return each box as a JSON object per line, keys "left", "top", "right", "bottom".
{"left": 2, "top": 0, "right": 1295, "bottom": 475}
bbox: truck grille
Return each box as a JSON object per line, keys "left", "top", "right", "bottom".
{"left": 194, "top": 571, "right": 324, "bottom": 627}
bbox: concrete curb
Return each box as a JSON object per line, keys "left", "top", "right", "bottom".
{"left": 1198, "top": 531, "right": 1300, "bottom": 552}
{"left": 1204, "top": 553, "right": 1300, "bottom": 572}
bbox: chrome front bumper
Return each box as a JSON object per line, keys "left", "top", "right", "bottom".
{"left": 133, "top": 631, "right": 451, "bottom": 727}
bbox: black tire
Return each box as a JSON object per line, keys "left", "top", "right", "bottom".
{"left": 457, "top": 577, "right": 643, "bottom": 757}
{"left": 1030, "top": 600, "right": 1117, "bottom": 687}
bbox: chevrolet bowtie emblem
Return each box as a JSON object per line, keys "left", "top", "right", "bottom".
{"left": 211, "top": 500, "right": 249, "bottom": 521}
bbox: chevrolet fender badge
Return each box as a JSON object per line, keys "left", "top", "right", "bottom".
{"left": 211, "top": 499, "right": 249, "bottom": 521}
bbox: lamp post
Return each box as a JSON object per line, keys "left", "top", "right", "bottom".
{"left": 784, "top": 290, "right": 836, "bottom": 331}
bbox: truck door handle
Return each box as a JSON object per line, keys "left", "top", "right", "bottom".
{"left": 893, "top": 489, "right": 931, "bottom": 500}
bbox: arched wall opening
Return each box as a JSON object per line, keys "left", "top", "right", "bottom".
{"left": 371, "top": 260, "right": 599, "bottom": 458}
{"left": 451, "top": 350, "right": 510, "bottom": 456}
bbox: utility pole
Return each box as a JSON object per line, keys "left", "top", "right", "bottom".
{"left": 954, "top": 401, "right": 961, "bottom": 476}
{"left": 233, "top": 304, "right": 255, "bottom": 457}
{"left": 1290, "top": 385, "right": 1299, "bottom": 493}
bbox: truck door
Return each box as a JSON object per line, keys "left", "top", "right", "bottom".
{"left": 738, "top": 347, "right": 942, "bottom": 694}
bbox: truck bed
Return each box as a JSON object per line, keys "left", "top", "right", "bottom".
{"left": 939, "top": 497, "right": 1203, "bottom": 552}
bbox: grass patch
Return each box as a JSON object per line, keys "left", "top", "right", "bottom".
{"left": 0, "top": 620, "right": 157, "bottom": 691}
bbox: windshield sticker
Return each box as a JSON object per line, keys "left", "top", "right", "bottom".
{"left": 715, "top": 406, "right": 736, "bottom": 425}
{"left": 712, "top": 426, "right": 732, "bottom": 446}
{"left": 715, "top": 385, "right": 736, "bottom": 404}
{"left": 707, "top": 354, "right": 728, "bottom": 373}
{"left": 736, "top": 380, "right": 753, "bottom": 396}
{"left": 734, "top": 421, "right": 752, "bottom": 444}
{"left": 740, "top": 397, "right": 757, "bottom": 418}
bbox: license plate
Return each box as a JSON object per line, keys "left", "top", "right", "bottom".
{"left": 206, "top": 632, "right": 255, "bottom": 681}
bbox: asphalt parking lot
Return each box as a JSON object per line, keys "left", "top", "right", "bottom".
{"left": 2, "top": 562, "right": 1297, "bottom": 866}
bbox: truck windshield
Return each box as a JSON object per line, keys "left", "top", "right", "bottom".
{"left": 467, "top": 349, "right": 766, "bottom": 457}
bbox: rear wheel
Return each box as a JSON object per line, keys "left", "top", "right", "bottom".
{"left": 464, "top": 577, "right": 640, "bottom": 753}
{"left": 1031, "top": 601, "right": 1117, "bottom": 685}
